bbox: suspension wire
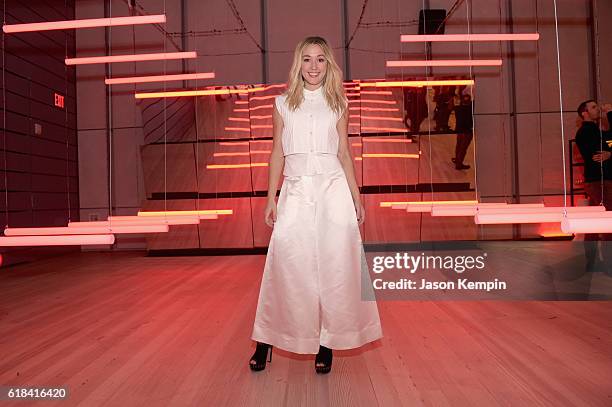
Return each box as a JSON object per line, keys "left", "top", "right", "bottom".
{"left": 108, "top": 0, "right": 113, "bottom": 228}
{"left": 593, "top": 0, "right": 604, "bottom": 205}
{"left": 552, "top": 0, "right": 568, "bottom": 209}
{"left": 497, "top": 0, "right": 509, "bottom": 206}
{"left": 3, "top": 0, "right": 8, "bottom": 229}
{"left": 535, "top": 0, "right": 545, "bottom": 204}
{"left": 163, "top": 0, "right": 167, "bottom": 218}
{"left": 467, "top": 0, "right": 478, "bottom": 202}
{"left": 64, "top": 0, "right": 71, "bottom": 223}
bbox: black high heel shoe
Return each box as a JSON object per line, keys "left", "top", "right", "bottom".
{"left": 315, "top": 345, "right": 332, "bottom": 374}
{"left": 249, "top": 342, "right": 273, "bottom": 371}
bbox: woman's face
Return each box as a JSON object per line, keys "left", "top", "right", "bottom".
{"left": 301, "top": 43, "right": 327, "bottom": 89}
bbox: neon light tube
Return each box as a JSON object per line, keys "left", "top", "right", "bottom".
{"left": 135, "top": 86, "right": 265, "bottom": 99}
{"left": 138, "top": 210, "right": 233, "bottom": 216}
{"left": 432, "top": 203, "right": 513, "bottom": 217}
{"left": 475, "top": 206, "right": 606, "bottom": 224}
{"left": 360, "top": 91, "right": 392, "bottom": 95}
{"left": 361, "top": 126, "right": 408, "bottom": 132}
{"left": 380, "top": 199, "right": 479, "bottom": 208}
{"left": 362, "top": 153, "right": 419, "bottom": 158}
{"left": 362, "top": 138, "right": 412, "bottom": 143}
{"left": 561, "top": 213, "right": 612, "bottom": 233}
{"left": 4, "top": 225, "right": 169, "bottom": 236}
{"left": 3, "top": 15, "right": 166, "bottom": 33}
{"left": 68, "top": 217, "right": 201, "bottom": 227}
{"left": 386, "top": 59, "right": 502, "bottom": 68}
{"left": 228, "top": 117, "right": 250, "bottom": 122}
{"left": 360, "top": 116, "right": 403, "bottom": 122}
{"left": 350, "top": 100, "right": 397, "bottom": 105}
{"left": 400, "top": 33, "right": 540, "bottom": 42}
{"left": 66, "top": 51, "right": 196, "bottom": 66}
{"left": 206, "top": 163, "right": 268, "bottom": 169}
{"left": 408, "top": 202, "right": 520, "bottom": 212}
{"left": 360, "top": 80, "right": 474, "bottom": 88}
{"left": 0, "top": 235, "right": 115, "bottom": 246}
{"left": 105, "top": 72, "right": 215, "bottom": 85}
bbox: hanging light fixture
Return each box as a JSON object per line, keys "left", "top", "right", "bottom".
{"left": 3, "top": 15, "right": 166, "bottom": 33}
{"left": 386, "top": 59, "right": 502, "bottom": 68}
{"left": 105, "top": 72, "right": 215, "bottom": 85}
{"left": 400, "top": 33, "right": 540, "bottom": 42}
{"left": 0, "top": 235, "right": 115, "bottom": 247}
{"left": 474, "top": 206, "right": 606, "bottom": 224}
{"left": 3, "top": 225, "right": 170, "bottom": 236}
{"left": 66, "top": 51, "right": 197, "bottom": 66}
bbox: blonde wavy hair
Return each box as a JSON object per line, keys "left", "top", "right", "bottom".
{"left": 284, "top": 36, "right": 347, "bottom": 115}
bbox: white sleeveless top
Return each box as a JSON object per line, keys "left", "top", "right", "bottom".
{"left": 275, "top": 86, "right": 345, "bottom": 177}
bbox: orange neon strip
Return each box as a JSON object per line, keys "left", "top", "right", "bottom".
{"left": 349, "top": 100, "right": 397, "bottom": 105}
{"left": 3, "top": 15, "right": 166, "bottom": 33}
{"left": 380, "top": 199, "right": 478, "bottom": 208}
{"left": 250, "top": 95, "right": 279, "bottom": 101}
{"left": 363, "top": 138, "right": 412, "bottom": 143}
{"left": 67, "top": 217, "right": 201, "bottom": 227}
{"left": 400, "top": 33, "right": 540, "bottom": 42}
{"left": 224, "top": 127, "right": 250, "bottom": 132}
{"left": 3, "top": 225, "right": 169, "bottom": 235}
{"left": 386, "top": 59, "right": 502, "bottom": 68}
{"left": 0, "top": 235, "right": 115, "bottom": 246}
{"left": 250, "top": 104, "right": 273, "bottom": 111}
{"left": 360, "top": 116, "right": 404, "bottom": 122}
{"left": 360, "top": 91, "right": 393, "bottom": 95}
{"left": 106, "top": 72, "right": 215, "bottom": 85}
{"left": 351, "top": 107, "right": 401, "bottom": 112}
{"left": 362, "top": 153, "right": 419, "bottom": 158}
{"left": 138, "top": 210, "right": 233, "bottom": 216}
{"left": 235, "top": 100, "right": 249, "bottom": 105}
{"left": 206, "top": 163, "right": 268, "bottom": 169}
{"left": 135, "top": 86, "right": 265, "bottom": 99}
{"left": 218, "top": 141, "right": 250, "bottom": 146}
{"left": 361, "top": 126, "right": 408, "bottom": 132}
{"left": 228, "top": 117, "right": 250, "bottom": 122}
{"left": 251, "top": 125, "right": 273, "bottom": 129}
{"left": 360, "top": 80, "right": 475, "bottom": 88}
{"left": 233, "top": 109, "right": 249, "bottom": 113}
{"left": 66, "top": 51, "right": 197, "bottom": 66}
{"left": 213, "top": 151, "right": 270, "bottom": 157}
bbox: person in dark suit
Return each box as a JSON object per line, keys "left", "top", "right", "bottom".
{"left": 452, "top": 93, "right": 474, "bottom": 170}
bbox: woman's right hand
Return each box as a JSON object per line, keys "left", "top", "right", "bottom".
{"left": 264, "top": 200, "right": 277, "bottom": 227}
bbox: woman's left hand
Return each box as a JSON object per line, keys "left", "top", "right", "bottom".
{"left": 354, "top": 200, "right": 365, "bottom": 225}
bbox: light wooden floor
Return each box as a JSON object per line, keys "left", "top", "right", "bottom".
{"left": 0, "top": 251, "right": 611, "bottom": 407}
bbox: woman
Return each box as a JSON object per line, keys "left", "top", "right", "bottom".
{"left": 249, "top": 36, "right": 383, "bottom": 374}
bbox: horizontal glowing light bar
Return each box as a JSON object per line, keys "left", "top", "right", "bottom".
{"left": 225, "top": 127, "right": 250, "bottom": 132}
{"left": 431, "top": 203, "right": 515, "bottom": 217}
{"left": 229, "top": 117, "right": 250, "bottom": 122}
{"left": 218, "top": 141, "right": 250, "bottom": 146}
{"left": 361, "top": 91, "right": 392, "bottom": 95}
{"left": 360, "top": 80, "right": 475, "bottom": 88}
{"left": 206, "top": 163, "right": 268, "bottom": 169}
{"left": 3, "top": 14, "right": 166, "bottom": 33}
{"left": 251, "top": 125, "right": 272, "bottom": 129}
{"left": 107, "top": 214, "right": 216, "bottom": 221}
{"left": 380, "top": 199, "right": 478, "bottom": 208}
{"left": 250, "top": 105, "right": 273, "bottom": 111}
{"left": 138, "top": 210, "right": 233, "bottom": 216}
{"left": 0, "top": 234, "right": 115, "bottom": 246}
{"left": 251, "top": 115, "right": 272, "bottom": 120}
{"left": 349, "top": 100, "right": 397, "bottom": 105}
{"left": 352, "top": 143, "right": 362, "bottom": 147}
{"left": 135, "top": 86, "right": 264, "bottom": 99}
{"left": 351, "top": 107, "right": 400, "bottom": 112}
{"left": 400, "top": 33, "right": 540, "bottom": 42}
{"left": 213, "top": 151, "right": 270, "bottom": 156}
{"left": 235, "top": 101, "right": 249, "bottom": 105}
{"left": 386, "top": 59, "right": 502, "bottom": 68}
{"left": 105, "top": 72, "right": 215, "bottom": 85}
{"left": 66, "top": 51, "right": 197, "bottom": 66}
{"left": 4, "top": 225, "right": 169, "bottom": 236}
{"left": 361, "top": 126, "right": 408, "bottom": 132}
{"left": 362, "top": 153, "right": 419, "bottom": 158}
{"left": 561, "top": 212, "right": 612, "bottom": 233}
{"left": 67, "top": 217, "right": 201, "bottom": 227}
{"left": 234, "top": 109, "right": 249, "bottom": 113}
{"left": 250, "top": 140, "right": 273, "bottom": 144}
{"left": 363, "top": 138, "right": 412, "bottom": 143}
{"left": 360, "top": 116, "right": 403, "bottom": 122}
{"left": 251, "top": 95, "right": 278, "bottom": 101}
{"left": 475, "top": 206, "right": 606, "bottom": 224}
{"left": 407, "top": 202, "right": 520, "bottom": 212}
{"left": 355, "top": 157, "right": 363, "bottom": 161}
